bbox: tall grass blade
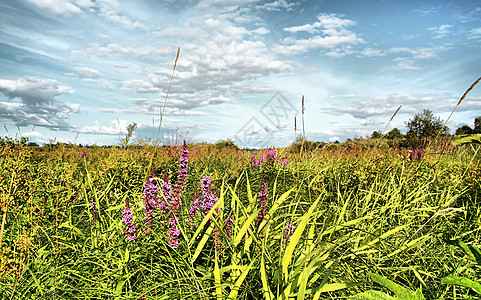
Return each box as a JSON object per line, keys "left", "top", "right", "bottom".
{"left": 282, "top": 194, "right": 321, "bottom": 281}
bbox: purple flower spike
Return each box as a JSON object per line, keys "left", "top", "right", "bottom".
{"left": 122, "top": 198, "right": 137, "bottom": 241}
{"left": 171, "top": 141, "right": 189, "bottom": 216}
{"left": 168, "top": 217, "right": 180, "bottom": 248}
{"left": 143, "top": 178, "right": 159, "bottom": 234}
{"left": 283, "top": 222, "right": 294, "bottom": 243}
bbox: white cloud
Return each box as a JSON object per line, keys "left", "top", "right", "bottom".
{"left": 74, "top": 67, "right": 101, "bottom": 77}
{"left": 0, "top": 76, "right": 79, "bottom": 130}
{"left": 329, "top": 136, "right": 340, "bottom": 142}
{"left": 95, "top": 0, "right": 149, "bottom": 30}
{"left": 82, "top": 78, "right": 116, "bottom": 90}
{"left": 252, "top": 27, "right": 270, "bottom": 35}
{"left": 468, "top": 27, "right": 481, "bottom": 39}
{"left": 275, "top": 14, "right": 364, "bottom": 56}
{"left": 256, "top": 0, "right": 300, "bottom": 11}
{"left": 80, "top": 119, "right": 127, "bottom": 135}
{"left": 329, "top": 93, "right": 458, "bottom": 120}
{"left": 121, "top": 80, "right": 161, "bottom": 93}
{"left": 389, "top": 45, "right": 445, "bottom": 59}
{"left": 25, "top": 0, "right": 94, "bottom": 17}
{"left": 428, "top": 24, "right": 453, "bottom": 39}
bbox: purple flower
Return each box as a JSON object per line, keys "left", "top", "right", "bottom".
{"left": 143, "top": 178, "right": 159, "bottom": 233}
{"left": 122, "top": 198, "right": 137, "bottom": 241}
{"left": 199, "top": 176, "right": 219, "bottom": 218}
{"left": 171, "top": 141, "right": 189, "bottom": 216}
{"left": 80, "top": 146, "right": 88, "bottom": 158}
{"left": 283, "top": 222, "right": 294, "bottom": 243}
{"left": 408, "top": 149, "right": 424, "bottom": 160}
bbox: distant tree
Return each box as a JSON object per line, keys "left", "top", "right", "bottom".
{"left": 371, "top": 131, "right": 382, "bottom": 139}
{"left": 406, "top": 109, "right": 449, "bottom": 146}
{"left": 386, "top": 128, "right": 403, "bottom": 140}
{"left": 214, "top": 138, "right": 239, "bottom": 150}
{"left": 475, "top": 116, "right": 481, "bottom": 134}
{"left": 455, "top": 125, "right": 474, "bottom": 135}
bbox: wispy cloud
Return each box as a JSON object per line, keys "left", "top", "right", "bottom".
{"left": 74, "top": 67, "right": 101, "bottom": 77}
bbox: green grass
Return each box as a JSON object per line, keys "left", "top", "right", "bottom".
{"left": 0, "top": 142, "right": 479, "bottom": 299}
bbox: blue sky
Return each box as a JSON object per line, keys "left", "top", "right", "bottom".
{"left": 1, "top": 0, "right": 480, "bottom": 147}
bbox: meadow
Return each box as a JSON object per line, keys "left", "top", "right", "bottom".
{"left": 0, "top": 139, "right": 480, "bottom": 299}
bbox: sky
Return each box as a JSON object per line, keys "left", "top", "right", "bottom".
{"left": 1, "top": 0, "right": 481, "bottom": 148}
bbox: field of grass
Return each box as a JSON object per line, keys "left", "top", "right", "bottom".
{"left": 0, "top": 141, "right": 480, "bottom": 299}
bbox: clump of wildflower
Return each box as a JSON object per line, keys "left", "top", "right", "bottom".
{"left": 251, "top": 148, "right": 289, "bottom": 168}
{"left": 143, "top": 177, "right": 159, "bottom": 234}
{"left": 171, "top": 141, "right": 189, "bottom": 215}
{"left": 80, "top": 146, "right": 88, "bottom": 158}
{"left": 168, "top": 217, "right": 180, "bottom": 248}
{"left": 283, "top": 222, "right": 294, "bottom": 243}
{"left": 408, "top": 149, "right": 424, "bottom": 160}
{"left": 198, "top": 176, "right": 219, "bottom": 218}
{"left": 256, "top": 179, "right": 268, "bottom": 226}
{"left": 122, "top": 198, "right": 137, "bottom": 241}
{"left": 89, "top": 197, "right": 98, "bottom": 223}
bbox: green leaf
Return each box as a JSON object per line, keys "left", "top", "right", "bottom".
{"left": 453, "top": 134, "right": 481, "bottom": 146}
{"left": 442, "top": 276, "right": 481, "bottom": 295}
{"left": 349, "top": 290, "right": 395, "bottom": 300}
{"left": 370, "top": 273, "right": 425, "bottom": 300}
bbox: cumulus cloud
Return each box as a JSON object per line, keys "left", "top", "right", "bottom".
{"left": 256, "top": 0, "right": 299, "bottom": 11}
{"left": 274, "top": 14, "right": 364, "bottom": 56}
{"left": 95, "top": 0, "right": 149, "bottom": 30}
{"left": 0, "top": 76, "right": 79, "bottom": 130}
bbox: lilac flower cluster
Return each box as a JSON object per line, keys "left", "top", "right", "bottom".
{"left": 143, "top": 178, "right": 159, "bottom": 234}
{"left": 408, "top": 149, "right": 424, "bottom": 160}
{"left": 165, "top": 142, "right": 190, "bottom": 248}
{"left": 283, "top": 222, "right": 294, "bottom": 243}
{"left": 250, "top": 148, "right": 289, "bottom": 168}
{"left": 256, "top": 179, "right": 268, "bottom": 226}
{"left": 189, "top": 176, "right": 219, "bottom": 219}
{"left": 122, "top": 198, "right": 138, "bottom": 241}
{"left": 171, "top": 141, "right": 189, "bottom": 215}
